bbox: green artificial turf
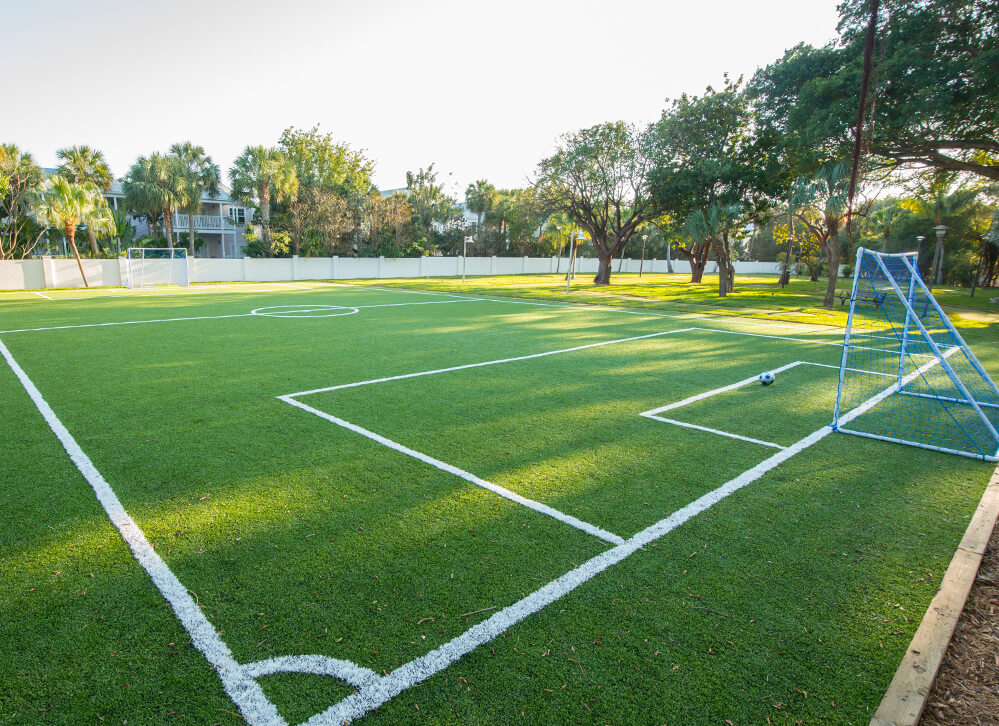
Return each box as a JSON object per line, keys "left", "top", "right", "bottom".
{"left": 1, "top": 278, "right": 996, "bottom": 725}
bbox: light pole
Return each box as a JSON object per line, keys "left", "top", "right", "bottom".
{"left": 915, "top": 235, "right": 926, "bottom": 277}
{"left": 462, "top": 235, "right": 472, "bottom": 282}
{"left": 639, "top": 234, "right": 648, "bottom": 277}
{"left": 566, "top": 232, "right": 583, "bottom": 294}
{"left": 932, "top": 224, "right": 948, "bottom": 286}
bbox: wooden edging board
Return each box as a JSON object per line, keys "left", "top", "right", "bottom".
{"left": 870, "top": 461, "right": 999, "bottom": 726}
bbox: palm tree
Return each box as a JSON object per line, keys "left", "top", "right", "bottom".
{"left": 912, "top": 173, "right": 979, "bottom": 285}
{"left": 32, "top": 177, "right": 113, "bottom": 287}
{"left": 684, "top": 203, "right": 743, "bottom": 297}
{"left": 465, "top": 180, "right": 495, "bottom": 242}
{"left": 56, "top": 146, "right": 113, "bottom": 256}
{"left": 228, "top": 146, "right": 298, "bottom": 256}
{"left": 791, "top": 162, "right": 856, "bottom": 308}
{"left": 122, "top": 154, "right": 188, "bottom": 249}
{"left": 170, "top": 142, "right": 221, "bottom": 256}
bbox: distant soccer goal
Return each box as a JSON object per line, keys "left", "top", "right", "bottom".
{"left": 124, "top": 248, "right": 189, "bottom": 288}
{"left": 832, "top": 247, "right": 999, "bottom": 461}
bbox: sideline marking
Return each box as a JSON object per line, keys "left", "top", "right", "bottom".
{"left": 0, "top": 338, "right": 286, "bottom": 726}
{"left": 0, "top": 299, "right": 468, "bottom": 333}
{"left": 34, "top": 291, "right": 53, "bottom": 300}
{"left": 279, "top": 395, "right": 625, "bottom": 545}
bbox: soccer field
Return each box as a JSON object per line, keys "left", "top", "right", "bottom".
{"left": 1, "top": 281, "right": 995, "bottom": 725}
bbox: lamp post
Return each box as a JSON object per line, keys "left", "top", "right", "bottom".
{"left": 462, "top": 235, "right": 472, "bottom": 282}
{"left": 915, "top": 235, "right": 926, "bottom": 277}
{"left": 931, "top": 224, "right": 948, "bottom": 287}
{"left": 566, "top": 232, "right": 583, "bottom": 293}
{"left": 639, "top": 234, "right": 648, "bottom": 277}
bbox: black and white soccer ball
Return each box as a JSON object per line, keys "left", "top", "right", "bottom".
{"left": 758, "top": 371, "right": 776, "bottom": 386}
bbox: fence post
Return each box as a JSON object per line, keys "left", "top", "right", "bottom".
{"left": 331, "top": 255, "right": 337, "bottom": 280}
{"left": 42, "top": 256, "right": 56, "bottom": 288}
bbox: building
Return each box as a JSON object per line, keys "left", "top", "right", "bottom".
{"left": 102, "top": 180, "right": 254, "bottom": 258}
{"left": 43, "top": 169, "right": 255, "bottom": 258}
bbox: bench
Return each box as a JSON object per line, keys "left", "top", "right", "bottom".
{"left": 838, "top": 290, "right": 886, "bottom": 307}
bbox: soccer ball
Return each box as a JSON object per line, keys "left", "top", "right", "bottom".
{"left": 758, "top": 371, "right": 776, "bottom": 386}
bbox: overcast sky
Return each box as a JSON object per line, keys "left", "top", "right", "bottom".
{"left": 5, "top": 0, "right": 840, "bottom": 197}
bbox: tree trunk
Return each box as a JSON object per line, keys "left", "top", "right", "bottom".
{"left": 87, "top": 226, "right": 99, "bottom": 257}
{"left": 65, "top": 224, "right": 89, "bottom": 288}
{"left": 162, "top": 207, "right": 174, "bottom": 249}
{"left": 260, "top": 185, "right": 272, "bottom": 257}
{"left": 594, "top": 252, "right": 612, "bottom": 285}
{"left": 685, "top": 241, "right": 709, "bottom": 283}
{"left": 711, "top": 238, "right": 728, "bottom": 297}
{"left": 823, "top": 232, "right": 840, "bottom": 308}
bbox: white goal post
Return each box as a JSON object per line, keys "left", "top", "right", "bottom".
{"left": 124, "top": 248, "right": 190, "bottom": 288}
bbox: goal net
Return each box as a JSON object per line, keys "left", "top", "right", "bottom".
{"left": 832, "top": 247, "right": 999, "bottom": 461}
{"left": 124, "top": 248, "right": 189, "bottom": 288}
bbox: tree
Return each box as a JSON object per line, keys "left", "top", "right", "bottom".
{"left": 684, "top": 203, "right": 744, "bottom": 296}
{"left": 909, "top": 171, "right": 980, "bottom": 284}
{"left": 535, "top": 122, "right": 657, "bottom": 285}
{"left": 790, "top": 162, "right": 862, "bottom": 307}
{"left": 465, "top": 180, "right": 495, "bottom": 242}
{"left": 279, "top": 125, "right": 374, "bottom": 196}
{"left": 405, "top": 165, "right": 463, "bottom": 255}
{"left": 229, "top": 146, "right": 299, "bottom": 256}
{"left": 56, "top": 146, "right": 113, "bottom": 256}
{"left": 32, "top": 177, "right": 113, "bottom": 286}
{"left": 751, "top": 1, "right": 999, "bottom": 183}
{"left": 365, "top": 193, "right": 412, "bottom": 256}
{"left": 0, "top": 144, "right": 45, "bottom": 259}
{"left": 170, "top": 142, "right": 220, "bottom": 256}
{"left": 122, "top": 154, "right": 188, "bottom": 249}
{"left": 650, "top": 77, "right": 770, "bottom": 289}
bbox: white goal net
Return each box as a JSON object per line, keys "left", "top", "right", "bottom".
{"left": 124, "top": 248, "right": 189, "bottom": 288}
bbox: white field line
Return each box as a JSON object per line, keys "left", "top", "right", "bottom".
{"left": 33, "top": 291, "right": 53, "bottom": 300}
{"left": 284, "top": 329, "right": 697, "bottom": 397}
{"left": 0, "top": 313, "right": 256, "bottom": 334}
{"left": 0, "top": 338, "right": 286, "bottom": 726}
{"left": 687, "top": 327, "right": 842, "bottom": 348}
{"left": 242, "top": 655, "right": 380, "bottom": 688}
{"left": 278, "top": 395, "right": 625, "bottom": 545}
{"left": 0, "top": 299, "right": 473, "bottom": 334}
{"left": 641, "top": 361, "right": 807, "bottom": 417}
{"left": 643, "top": 416, "right": 787, "bottom": 449}
{"left": 305, "top": 350, "right": 958, "bottom": 725}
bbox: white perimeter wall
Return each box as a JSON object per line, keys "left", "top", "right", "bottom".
{"left": 0, "top": 256, "right": 796, "bottom": 290}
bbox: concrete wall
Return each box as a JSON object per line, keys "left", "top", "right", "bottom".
{"left": 0, "top": 255, "right": 799, "bottom": 290}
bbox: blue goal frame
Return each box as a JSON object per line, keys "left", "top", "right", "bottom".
{"left": 832, "top": 247, "right": 999, "bottom": 461}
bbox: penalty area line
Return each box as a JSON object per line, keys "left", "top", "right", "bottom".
{"left": 278, "top": 395, "right": 625, "bottom": 545}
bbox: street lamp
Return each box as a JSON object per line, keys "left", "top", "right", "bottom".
{"left": 639, "top": 234, "right": 648, "bottom": 277}
{"left": 566, "top": 232, "right": 584, "bottom": 294}
{"left": 931, "top": 224, "right": 948, "bottom": 286}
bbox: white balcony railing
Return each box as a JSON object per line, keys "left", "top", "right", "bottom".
{"left": 173, "top": 213, "right": 239, "bottom": 231}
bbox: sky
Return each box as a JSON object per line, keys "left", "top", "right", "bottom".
{"left": 5, "top": 0, "right": 841, "bottom": 198}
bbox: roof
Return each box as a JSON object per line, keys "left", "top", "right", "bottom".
{"left": 42, "top": 168, "right": 239, "bottom": 204}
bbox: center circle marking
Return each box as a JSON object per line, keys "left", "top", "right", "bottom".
{"left": 250, "top": 304, "right": 360, "bottom": 318}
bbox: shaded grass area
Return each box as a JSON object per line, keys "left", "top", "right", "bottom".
{"left": 0, "top": 283, "right": 996, "bottom": 724}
